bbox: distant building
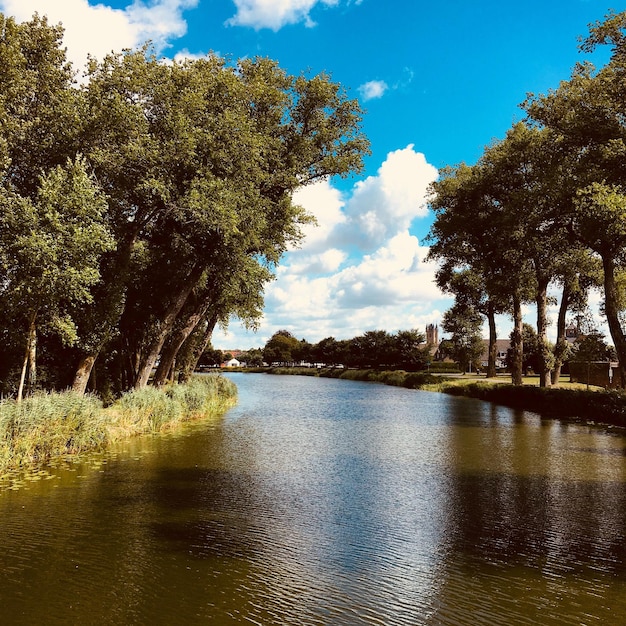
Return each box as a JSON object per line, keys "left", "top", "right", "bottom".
{"left": 426, "top": 324, "right": 439, "bottom": 358}
{"left": 480, "top": 339, "right": 510, "bottom": 369}
{"left": 565, "top": 323, "right": 580, "bottom": 344}
{"left": 426, "top": 324, "right": 438, "bottom": 346}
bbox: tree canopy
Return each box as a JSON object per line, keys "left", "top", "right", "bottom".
{"left": 0, "top": 13, "right": 370, "bottom": 398}
{"left": 428, "top": 10, "right": 626, "bottom": 386}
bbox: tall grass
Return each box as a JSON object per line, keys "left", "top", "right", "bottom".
{"left": 0, "top": 375, "right": 236, "bottom": 474}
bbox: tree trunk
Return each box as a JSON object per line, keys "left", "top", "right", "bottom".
{"left": 511, "top": 294, "right": 524, "bottom": 386}
{"left": 72, "top": 355, "right": 97, "bottom": 395}
{"left": 27, "top": 317, "right": 37, "bottom": 393}
{"left": 134, "top": 264, "right": 204, "bottom": 389}
{"left": 602, "top": 255, "right": 626, "bottom": 388}
{"left": 536, "top": 277, "right": 552, "bottom": 388}
{"left": 178, "top": 315, "right": 218, "bottom": 383}
{"left": 70, "top": 233, "right": 138, "bottom": 395}
{"left": 552, "top": 282, "right": 571, "bottom": 386}
{"left": 17, "top": 313, "right": 37, "bottom": 403}
{"left": 486, "top": 301, "right": 497, "bottom": 378}
{"left": 152, "top": 298, "right": 211, "bottom": 386}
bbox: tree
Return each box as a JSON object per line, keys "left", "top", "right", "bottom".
{"left": 524, "top": 10, "right": 626, "bottom": 385}
{"left": 197, "top": 348, "right": 224, "bottom": 368}
{"left": 348, "top": 330, "right": 392, "bottom": 369}
{"left": 311, "top": 337, "right": 341, "bottom": 366}
{"left": 263, "top": 330, "right": 301, "bottom": 365}
{"left": 239, "top": 348, "right": 264, "bottom": 367}
{"left": 0, "top": 157, "right": 113, "bottom": 401}
{"left": 507, "top": 324, "right": 542, "bottom": 376}
{"left": 441, "top": 302, "right": 484, "bottom": 373}
{"left": 428, "top": 157, "right": 535, "bottom": 385}
{"left": 573, "top": 330, "right": 613, "bottom": 390}
{"left": 435, "top": 267, "right": 504, "bottom": 377}
{"left": 70, "top": 51, "right": 369, "bottom": 393}
{"left": 389, "top": 329, "right": 428, "bottom": 370}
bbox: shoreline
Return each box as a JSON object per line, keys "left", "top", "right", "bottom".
{"left": 0, "top": 374, "right": 237, "bottom": 486}
{"left": 240, "top": 367, "right": 625, "bottom": 428}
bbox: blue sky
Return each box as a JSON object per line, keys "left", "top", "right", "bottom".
{"left": 0, "top": 0, "right": 615, "bottom": 349}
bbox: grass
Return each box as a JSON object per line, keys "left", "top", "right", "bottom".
{"left": 0, "top": 374, "right": 237, "bottom": 477}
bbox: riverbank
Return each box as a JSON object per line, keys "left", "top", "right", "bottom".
{"left": 243, "top": 367, "right": 626, "bottom": 427}
{"left": 0, "top": 374, "right": 237, "bottom": 480}
{"left": 439, "top": 380, "right": 626, "bottom": 426}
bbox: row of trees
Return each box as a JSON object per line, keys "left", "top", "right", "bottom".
{"left": 0, "top": 14, "right": 369, "bottom": 400}
{"left": 258, "top": 329, "right": 432, "bottom": 370}
{"left": 427, "top": 10, "right": 626, "bottom": 387}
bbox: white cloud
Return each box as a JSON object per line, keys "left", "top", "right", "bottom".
{"left": 358, "top": 80, "right": 388, "bottom": 101}
{"left": 212, "top": 146, "right": 447, "bottom": 347}
{"left": 0, "top": 0, "right": 197, "bottom": 71}
{"left": 226, "top": 0, "right": 339, "bottom": 30}
{"left": 341, "top": 145, "right": 438, "bottom": 251}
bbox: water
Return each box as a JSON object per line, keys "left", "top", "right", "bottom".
{"left": 1, "top": 373, "right": 626, "bottom": 624}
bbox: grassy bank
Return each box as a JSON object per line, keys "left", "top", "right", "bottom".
{"left": 0, "top": 374, "right": 237, "bottom": 476}
{"left": 439, "top": 380, "right": 626, "bottom": 426}
{"left": 245, "top": 366, "right": 446, "bottom": 388}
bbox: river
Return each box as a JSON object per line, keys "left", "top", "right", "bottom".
{"left": 1, "top": 373, "right": 626, "bottom": 624}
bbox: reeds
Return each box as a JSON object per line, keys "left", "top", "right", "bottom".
{"left": 0, "top": 375, "right": 237, "bottom": 474}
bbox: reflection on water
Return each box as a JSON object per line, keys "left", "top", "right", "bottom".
{"left": 1, "top": 373, "right": 626, "bottom": 624}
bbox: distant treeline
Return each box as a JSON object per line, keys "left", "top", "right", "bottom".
{"left": 226, "top": 329, "right": 437, "bottom": 371}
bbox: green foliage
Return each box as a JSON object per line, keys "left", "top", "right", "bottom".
{"left": 573, "top": 331, "right": 613, "bottom": 363}
{"left": 263, "top": 330, "right": 302, "bottom": 365}
{"left": 442, "top": 302, "right": 484, "bottom": 373}
{"left": 0, "top": 16, "right": 369, "bottom": 397}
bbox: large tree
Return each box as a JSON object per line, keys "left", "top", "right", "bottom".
{"left": 68, "top": 51, "right": 369, "bottom": 393}
{"left": 524, "top": 10, "right": 626, "bottom": 384}
{"left": 428, "top": 158, "right": 535, "bottom": 385}
{"left": 0, "top": 157, "right": 113, "bottom": 400}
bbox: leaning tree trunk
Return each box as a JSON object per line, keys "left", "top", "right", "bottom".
{"left": 536, "top": 276, "right": 552, "bottom": 388}
{"left": 602, "top": 255, "right": 626, "bottom": 388}
{"left": 486, "top": 301, "right": 498, "bottom": 378}
{"left": 134, "top": 264, "right": 204, "bottom": 389}
{"left": 152, "top": 298, "right": 212, "bottom": 386}
{"left": 510, "top": 294, "right": 524, "bottom": 386}
{"left": 72, "top": 355, "right": 97, "bottom": 395}
{"left": 17, "top": 313, "right": 37, "bottom": 403}
{"left": 552, "top": 282, "right": 571, "bottom": 386}
{"left": 178, "top": 315, "right": 219, "bottom": 383}
{"left": 71, "top": 234, "right": 138, "bottom": 395}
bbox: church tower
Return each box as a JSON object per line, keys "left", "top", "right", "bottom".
{"left": 426, "top": 323, "right": 438, "bottom": 346}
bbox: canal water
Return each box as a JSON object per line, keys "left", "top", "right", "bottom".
{"left": 1, "top": 373, "right": 626, "bottom": 624}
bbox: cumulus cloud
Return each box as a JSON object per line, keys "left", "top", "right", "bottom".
{"left": 358, "top": 80, "right": 388, "bottom": 101}
{"left": 291, "top": 179, "right": 346, "bottom": 253}
{"left": 226, "top": 0, "right": 339, "bottom": 30}
{"left": 253, "top": 232, "right": 446, "bottom": 343}
{"left": 0, "top": 0, "right": 198, "bottom": 71}
{"left": 234, "top": 143, "right": 446, "bottom": 345}
{"left": 340, "top": 145, "right": 438, "bottom": 251}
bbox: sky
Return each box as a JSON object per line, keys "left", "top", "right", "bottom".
{"left": 0, "top": 0, "right": 616, "bottom": 349}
